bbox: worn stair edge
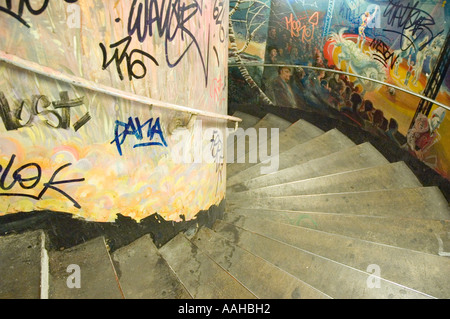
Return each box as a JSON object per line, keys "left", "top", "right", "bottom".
{"left": 40, "top": 231, "right": 49, "bottom": 299}
{"left": 0, "top": 230, "right": 46, "bottom": 299}
{"left": 220, "top": 215, "right": 450, "bottom": 299}
{"left": 48, "top": 236, "right": 124, "bottom": 299}
{"left": 228, "top": 208, "right": 450, "bottom": 255}
{"left": 213, "top": 220, "right": 435, "bottom": 299}
{"left": 226, "top": 187, "right": 450, "bottom": 220}
{"left": 192, "top": 226, "right": 331, "bottom": 299}
{"left": 227, "top": 128, "right": 356, "bottom": 187}
{"left": 229, "top": 162, "right": 423, "bottom": 199}
{"left": 229, "top": 111, "right": 260, "bottom": 130}
{"left": 226, "top": 114, "right": 291, "bottom": 176}
{"left": 226, "top": 117, "right": 295, "bottom": 171}
{"left": 227, "top": 118, "right": 322, "bottom": 165}
{"left": 158, "top": 233, "right": 256, "bottom": 299}
{"left": 227, "top": 118, "right": 323, "bottom": 177}
{"left": 228, "top": 142, "right": 389, "bottom": 193}
{"left": 111, "top": 234, "right": 192, "bottom": 299}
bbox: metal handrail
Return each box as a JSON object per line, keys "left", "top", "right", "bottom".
{"left": 0, "top": 50, "right": 242, "bottom": 124}
{"left": 229, "top": 62, "right": 450, "bottom": 112}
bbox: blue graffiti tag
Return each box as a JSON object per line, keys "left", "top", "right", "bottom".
{"left": 111, "top": 116, "right": 167, "bottom": 156}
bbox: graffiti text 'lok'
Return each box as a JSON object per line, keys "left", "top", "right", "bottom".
{"left": 0, "top": 154, "right": 85, "bottom": 209}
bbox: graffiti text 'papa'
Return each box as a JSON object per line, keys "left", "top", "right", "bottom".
{"left": 111, "top": 116, "right": 168, "bottom": 156}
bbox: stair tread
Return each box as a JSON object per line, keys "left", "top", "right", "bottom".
{"left": 0, "top": 230, "right": 44, "bottom": 299}
{"left": 158, "top": 233, "right": 256, "bottom": 299}
{"left": 48, "top": 236, "right": 123, "bottom": 299}
{"left": 214, "top": 220, "right": 439, "bottom": 299}
{"left": 227, "top": 119, "right": 324, "bottom": 177}
{"left": 252, "top": 113, "right": 292, "bottom": 130}
{"left": 229, "top": 209, "right": 450, "bottom": 255}
{"left": 226, "top": 114, "right": 291, "bottom": 176}
{"left": 229, "top": 142, "right": 389, "bottom": 192}
{"left": 226, "top": 187, "right": 450, "bottom": 220}
{"left": 112, "top": 235, "right": 191, "bottom": 299}
{"left": 192, "top": 227, "right": 331, "bottom": 299}
{"left": 219, "top": 215, "right": 450, "bottom": 298}
{"left": 230, "top": 162, "right": 422, "bottom": 198}
{"left": 229, "top": 111, "right": 260, "bottom": 129}
{"left": 227, "top": 128, "right": 356, "bottom": 187}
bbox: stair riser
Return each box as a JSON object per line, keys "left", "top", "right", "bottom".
{"left": 111, "top": 235, "right": 191, "bottom": 299}
{"left": 227, "top": 120, "right": 323, "bottom": 177}
{"left": 0, "top": 231, "right": 45, "bottom": 299}
{"left": 159, "top": 234, "right": 256, "bottom": 299}
{"left": 227, "top": 129, "right": 355, "bottom": 187}
{"left": 229, "top": 143, "right": 388, "bottom": 192}
{"left": 229, "top": 209, "right": 450, "bottom": 255}
{"left": 192, "top": 227, "right": 330, "bottom": 299}
{"left": 226, "top": 187, "right": 450, "bottom": 220}
{"left": 214, "top": 220, "right": 434, "bottom": 299}
{"left": 47, "top": 237, "right": 123, "bottom": 299}
{"left": 230, "top": 162, "right": 422, "bottom": 199}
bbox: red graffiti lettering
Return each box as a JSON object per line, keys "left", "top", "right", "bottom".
{"left": 283, "top": 11, "right": 319, "bottom": 43}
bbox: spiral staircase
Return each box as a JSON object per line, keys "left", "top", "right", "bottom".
{"left": 1, "top": 111, "right": 449, "bottom": 299}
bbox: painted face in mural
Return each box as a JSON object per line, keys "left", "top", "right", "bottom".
{"left": 414, "top": 114, "right": 430, "bottom": 133}
{"left": 279, "top": 67, "right": 292, "bottom": 82}
{"left": 269, "top": 27, "right": 276, "bottom": 39}
{"left": 270, "top": 48, "right": 278, "bottom": 57}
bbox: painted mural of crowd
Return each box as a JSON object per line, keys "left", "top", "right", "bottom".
{"left": 262, "top": 26, "right": 404, "bottom": 148}
{"left": 264, "top": 26, "right": 319, "bottom": 68}
{"left": 262, "top": 23, "right": 448, "bottom": 166}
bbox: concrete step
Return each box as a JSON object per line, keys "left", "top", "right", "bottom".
{"left": 229, "top": 142, "right": 388, "bottom": 193}
{"left": 230, "top": 162, "right": 422, "bottom": 199}
{"left": 229, "top": 209, "right": 450, "bottom": 255}
{"left": 226, "top": 187, "right": 450, "bottom": 220}
{"left": 212, "top": 220, "right": 434, "bottom": 299}
{"left": 227, "top": 128, "right": 356, "bottom": 187}
{"left": 0, "top": 230, "right": 47, "bottom": 299}
{"left": 48, "top": 236, "right": 123, "bottom": 299}
{"left": 228, "top": 111, "right": 260, "bottom": 130}
{"left": 111, "top": 235, "right": 191, "bottom": 299}
{"left": 158, "top": 233, "right": 256, "bottom": 299}
{"left": 227, "top": 118, "right": 323, "bottom": 178}
{"left": 219, "top": 215, "right": 450, "bottom": 299}
{"left": 192, "top": 226, "right": 330, "bottom": 299}
{"left": 226, "top": 114, "right": 291, "bottom": 178}
{"left": 251, "top": 113, "right": 292, "bottom": 131}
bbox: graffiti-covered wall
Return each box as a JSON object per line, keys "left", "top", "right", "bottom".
{"left": 0, "top": 1, "right": 228, "bottom": 223}
{"left": 230, "top": 0, "right": 450, "bottom": 180}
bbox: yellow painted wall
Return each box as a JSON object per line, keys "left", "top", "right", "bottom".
{"left": 0, "top": 0, "right": 228, "bottom": 222}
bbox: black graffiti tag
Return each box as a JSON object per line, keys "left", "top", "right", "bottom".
{"left": 99, "top": 36, "right": 159, "bottom": 81}
{"left": 126, "top": 0, "right": 211, "bottom": 86}
{"left": 0, "top": 0, "right": 78, "bottom": 28}
{"left": 0, "top": 91, "right": 91, "bottom": 132}
{"left": 0, "top": 154, "right": 85, "bottom": 209}
{"left": 383, "top": 0, "right": 444, "bottom": 52}
{"left": 370, "top": 38, "right": 399, "bottom": 69}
